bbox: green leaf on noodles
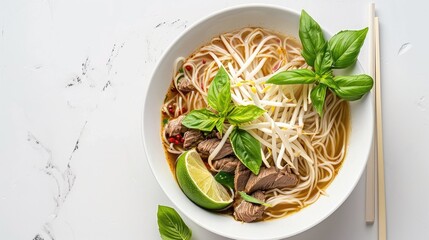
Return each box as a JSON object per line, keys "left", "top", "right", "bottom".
{"left": 310, "top": 84, "right": 327, "bottom": 117}
{"left": 238, "top": 191, "right": 272, "bottom": 207}
{"left": 266, "top": 69, "right": 316, "bottom": 85}
{"left": 208, "top": 67, "right": 231, "bottom": 115}
{"left": 227, "top": 105, "right": 265, "bottom": 125}
{"left": 182, "top": 109, "right": 220, "bottom": 132}
{"left": 229, "top": 127, "right": 262, "bottom": 175}
{"left": 266, "top": 10, "right": 373, "bottom": 116}
{"left": 314, "top": 44, "right": 333, "bottom": 76}
{"left": 181, "top": 67, "right": 265, "bottom": 175}
{"left": 319, "top": 76, "right": 338, "bottom": 90}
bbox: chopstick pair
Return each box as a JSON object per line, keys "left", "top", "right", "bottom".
{"left": 365, "top": 3, "right": 386, "bottom": 240}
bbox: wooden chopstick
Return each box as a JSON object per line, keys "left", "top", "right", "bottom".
{"left": 365, "top": 2, "right": 376, "bottom": 224}
{"left": 374, "top": 16, "right": 387, "bottom": 240}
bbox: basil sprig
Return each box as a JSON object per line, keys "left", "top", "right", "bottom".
{"left": 182, "top": 67, "right": 265, "bottom": 135}
{"left": 157, "top": 205, "right": 192, "bottom": 240}
{"left": 182, "top": 67, "right": 265, "bottom": 175}
{"left": 266, "top": 10, "right": 374, "bottom": 116}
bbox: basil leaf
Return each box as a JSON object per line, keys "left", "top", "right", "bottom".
{"left": 214, "top": 171, "right": 234, "bottom": 189}
{"left": 216, "top": 117, "right": 225, "bottom": 135}
{"left": 332, "top": 74, "right": 374, "bottom": 101}
{"left": 238, "top": 191, "right": 272, "bottom": 207}
{"left": 310, "top": 84, "right": 327, "bottom": 117}
{"left": 266, "top": 69, "right": 316, "bottom": 85}
{"left": 328, "top": 28, "right": 368, "bottom": 69}
{"left": 227, "top": 103, "right": 235, "bottom": 115}
{"left": 319, "top": 76, "right": 338, "bottom": 90}
{"left": 157, "top": 205, "right": 192, "bottom": 240}
{"left": 208, "top": 67, "right": 231, "bottom": 115}
{"left": 229, "top": 127, "right": 262, "bottom": 175}
{"left": 182, "top": 109, "right": 219, "bottom": 132}
{"left": 299, "top": 10, "right": 326, "bottom": 66}
{"left": 314, "top": 46, "right": 333, "bottom": 76}
{"left": 227, "top": 105, "right": 265, "bottom": 125}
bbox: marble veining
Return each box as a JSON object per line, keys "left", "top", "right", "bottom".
{"left": 1, "top": 1, "right": 427, "bottom": 239}
{"left": 29, "top": 41, "right": 125, "bottom": 239}
{"left": 28, "top": 121, "right": 86, "bottom": 240}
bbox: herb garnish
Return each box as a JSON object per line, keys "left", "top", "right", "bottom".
{"left": 267, "top": 10, "right": 373, "bottom": 116}
{"left": 238, "top": 191, "right": 272, "bottom": 207}
{"left": 157, "top": 205, "right": 192, "bottom": 240}
{"left": 182, "top": 67, "right": 264, "bottom": 175}
{"left": 214, "top": 171, "right": 235, "bottom": 189}
{"left": 229, "top": 128, "right": 263, "bottom": 175}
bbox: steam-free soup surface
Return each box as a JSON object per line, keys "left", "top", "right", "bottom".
{"left": 161, "top": 27, "right": 350, "bottom": 222}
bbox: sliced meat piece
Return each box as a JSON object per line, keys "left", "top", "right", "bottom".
{"left": 177, "top": 78, "right": 195, "bottom": 92}
{"left": 245, "top": 166, "right": 298, "bottom": 193}
{"left": 233, "top": 191, "right": 265, "bottom": 223}
{"left": 234, "top": 162, "right": 251, "bottom": 192}
{"left": 244, "top": 167, "right": 278, "bottom": 193}
{"left": 183, "top": 129, "right": 203, "bottom": 148}
{"left": 197, "top": 138, "right": 233, "bottom": 160}
{"left": 213, "top": 157, "right": 239, "bottom": 173}
{"left": 272, "top": 167, "right": 299, "bottom": 189}
{"left": 165, "top": 115, "right": 187, "bottom": 137}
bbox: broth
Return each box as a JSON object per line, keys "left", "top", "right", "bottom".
{"left": 160, "top": 27, "right": 351, "bottom": 221}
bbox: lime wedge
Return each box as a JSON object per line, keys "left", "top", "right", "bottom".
{"left": 176, "top": 149, "right": 233, "bottom": 210}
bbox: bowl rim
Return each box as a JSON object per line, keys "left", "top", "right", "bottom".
{"left": 141, "top": 3, "right": 374, "bottom": 240}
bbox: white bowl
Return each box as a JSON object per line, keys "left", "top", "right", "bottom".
{"left": 142, "top": 4, "right": 373, "bottom": 240}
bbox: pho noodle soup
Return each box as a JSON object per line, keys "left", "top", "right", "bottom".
{"left": 161, "top": 27, "right": 349, "bottom": 222}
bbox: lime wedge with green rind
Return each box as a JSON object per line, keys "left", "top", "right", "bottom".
{"left": 176, "top": 149, "right": 233, "bottom": 210}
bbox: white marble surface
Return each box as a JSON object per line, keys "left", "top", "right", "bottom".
{"left": 1, "top": 0, "right": 428, "bottom": 239}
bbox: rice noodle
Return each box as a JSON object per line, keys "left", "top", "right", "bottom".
{"left": 161, "top": 27, "right": 350, "bottom": 220}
